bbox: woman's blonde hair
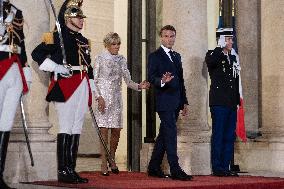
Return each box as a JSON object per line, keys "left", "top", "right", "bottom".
{"left": 103, "top": 32, "right": 121, "bottom": 47}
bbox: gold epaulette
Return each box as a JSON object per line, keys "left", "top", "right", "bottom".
{"left": 88, "top": 39, "right": 91, "bottom": 47}
{"left": 42, "top": 32, "right": 54, "bottom": 44}
{"left": 88, "top": 39, "right": 92, "bottom": 50}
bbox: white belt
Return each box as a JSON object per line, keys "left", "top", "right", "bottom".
{"left": 0, "top": 44, "right": 21, "bottom": 54}
{"left": 71, "top": 65, "right": 88, "bottom": 71}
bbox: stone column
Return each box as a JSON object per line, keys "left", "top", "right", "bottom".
{"left": 236, "top": 0, "right": 260, "bottom": 136}
{"left": 235, "top": 0, "right": 284, "bottom": 173}
{"left": 5, "top": 0, "right": 57, "bottom": 183}
{"left": 260, "top": 0, "right": 284, "bottom": 141}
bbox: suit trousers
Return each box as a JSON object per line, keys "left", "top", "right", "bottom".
{"left": 148, "top": 110, "right": 181, "bottom": 174}
{"left": 210, "top": 105, "right": 237, "bottom": 172}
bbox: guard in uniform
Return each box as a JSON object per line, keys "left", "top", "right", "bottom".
{"left": 205, "top": 28, "right": 240, "bottom": 177}
{"left": 32, "top": 0, "right": 93, "bottom": 184}
{"left": 0, "top": 0, "right": 32, "bottom": 188}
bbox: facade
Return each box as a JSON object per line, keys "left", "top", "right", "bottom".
{"left": 3, "top": 0, "right": 284, "bottom": 183}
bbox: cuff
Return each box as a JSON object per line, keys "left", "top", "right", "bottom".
{"left": 161, "top": 80, "right": 165, "bottom": 87}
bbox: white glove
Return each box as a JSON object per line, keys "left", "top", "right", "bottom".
{"left": 89, "top": 79, "right": 96, "bottom": 92}
{"left": 54, "top": 65, "right": 69, "bottom": 75}
{"left": 217, "top": 35, "right": 227, "bottom": 48}
{"left": 39, "top": 58, "right": 68, "bottom": 73}
{"left": 23, "top": 67, "right": 32, "bottom": 91}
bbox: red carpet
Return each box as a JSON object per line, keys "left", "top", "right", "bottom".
{"left": 26, "top": 171, "right": 284, "bottom": 189}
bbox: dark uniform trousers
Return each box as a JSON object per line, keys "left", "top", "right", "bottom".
{"left": 210, "top": 106, "right": 237, "bottom": 172}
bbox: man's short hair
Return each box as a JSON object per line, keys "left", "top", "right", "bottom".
{"left": 159, "top": 25, "right": 176, "bottom": 36}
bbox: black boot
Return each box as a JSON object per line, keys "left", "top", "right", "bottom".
{"left": 57, "top": 133, "right": 78, "bottom": 183}
{"left": 68, "top": 134, "right": 88, "bottom": 183}
{"left": 0, "top": 132, "right": 15, "bottom": 189}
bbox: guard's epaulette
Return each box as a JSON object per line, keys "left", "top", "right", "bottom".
{"left": 42, "top": 32, "right": 54, "bottom": 44}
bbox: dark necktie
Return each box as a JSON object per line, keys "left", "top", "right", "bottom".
{"left": 169, "top": 50, "right": 175, "bottom": 63}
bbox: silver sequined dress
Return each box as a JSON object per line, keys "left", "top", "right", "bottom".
{"left": 93, "top": 50, "right": 139, "bottom": 128}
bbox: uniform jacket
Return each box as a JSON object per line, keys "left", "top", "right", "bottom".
{"left": 0, "top": 3, "right": 28, "bottom": 93}
{"left": 147, "top": 47, "right": 188, "bottom": 112}
{"left": 0, "top": 3, "right": 27, "bottom": 65}
{"left": 31, "top": 27, "right": 93, "bottom": 102}
{"left": 205, "top": 47, "right": 240, "bottom": 108}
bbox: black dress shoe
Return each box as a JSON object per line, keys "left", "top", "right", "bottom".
{"left": 212, "top": 171, "right": 227, "bottom": 177}
{"left": 73, "top": 171, "right": 89, "bottom": 183}
{"left": 58, "top": 167, "right": 79, "bottom": 183}
{"left": 148, "top": 169, "right": 169, "bottom": 178}
{"left": 225, "top": 170, "right": 239, "bottom": 177}
{"left": 171, "top": 170, "right": 193, "bottom": 181}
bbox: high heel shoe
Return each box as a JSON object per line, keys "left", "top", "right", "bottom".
{"left": 111, "top": 167, "right": 119, "bottom": 174}
{"left": 109, "top": 163, "right": 119, "bottom": 174}
{"left": 101, "top": 164, "right": 109, "bottom": 176}
{"left": 101, "top": 171, "right": 110, "bottom": 176}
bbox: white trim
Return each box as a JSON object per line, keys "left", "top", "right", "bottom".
{"left": 0, "top": 44, "right": 21, "bottom": 54}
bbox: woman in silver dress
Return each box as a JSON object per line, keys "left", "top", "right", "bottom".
{"left": 93, "top": 32, "right": 149, "bottom": 175}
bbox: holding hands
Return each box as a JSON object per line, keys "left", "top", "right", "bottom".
{"left": 162, "top": 72, "right": 174, "bottom": 84}
{"left": 181, "top": 104, "right": 189, "bottom": 116}
{"left": 138, "top": 80, "right": 150, "bottom": 90}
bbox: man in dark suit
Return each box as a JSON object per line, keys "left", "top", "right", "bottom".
{"left": 147, "top": 25, "right": 192, "bottom": 181}
{"left": 205, "top": 28, "right": 240, "bottom": 177}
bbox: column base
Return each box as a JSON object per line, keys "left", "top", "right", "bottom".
{"left": 4, "top": 141, "right": 57, "bottom": 183}
{"left": 235, "top": 137, "right": 284, "bottom": 173}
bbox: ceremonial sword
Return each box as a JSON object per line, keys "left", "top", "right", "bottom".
{"left": 20, "top": 96, "right": 34, "bottom": 166}
{"left": 89, "top": 107, "right": 116, "bottom": 166}
{"left": 0, "top": 0, "right": 3, "bottom": 25}
{"left": 1, "top": 0, "right": 34, "bottom": 166}
{"left": 48, "top": 0, "right": 72, "bottom": 78}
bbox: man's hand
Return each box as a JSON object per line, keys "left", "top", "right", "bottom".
{"left": 181, "top": 104, "right": 189, "bottom": 116}
{"left": 97, "top": 96, "right": 106, "bottom": 114}
{"left": 138, "top": 80, "right": 150, "bottom": 89}
{"left": 161, "top": 72, "right": 174, "bottom": 84}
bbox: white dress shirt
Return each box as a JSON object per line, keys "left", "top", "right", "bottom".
{"left": 160, "top": 45, "right": 174, "bottom": 87}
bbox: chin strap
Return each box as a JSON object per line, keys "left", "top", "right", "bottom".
{"left": 70, "top": 19, "right": 82, "bottom": 30}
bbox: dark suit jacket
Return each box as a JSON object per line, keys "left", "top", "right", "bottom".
{"left": 147, "top": 47, "right": 188, "bottom": 112}
{"left": 205, "top": 47, "right": 240, "bottom": 108}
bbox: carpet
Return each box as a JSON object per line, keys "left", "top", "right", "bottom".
{"left": 25, "top": 171, "right": 284, "bottom": 189}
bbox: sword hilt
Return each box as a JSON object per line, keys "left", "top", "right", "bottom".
{"left": 60, "top": 64, "right": 73, "bottom": 78}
